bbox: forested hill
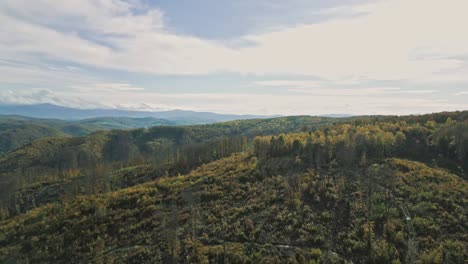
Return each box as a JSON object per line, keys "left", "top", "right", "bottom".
{"left": 0, "top": 116, "right": 339, "bottom": 214}
{"left": 0, "top": 111, "right": 467, "bottom": 263}
{"left": 0, "top": 115, "right": 190, "bottom": 154}
{"left": 0, "top": 153, "right": 466, "bottom": 263}
{"left": 1, "top": 112, "right": 466, "bottom": 180}
{"left": 0, "top": 116, "right": 337, "bottom": 175}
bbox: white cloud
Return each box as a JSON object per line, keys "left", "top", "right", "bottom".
{"left": 254, "top": 80, "right": 322, "bottom": 88}
{"left": 2, "top": 88, "right": 466, "bottom": 116}
{"left": 1, "top": 0, "right": 468, "bottom": 81}
{"left": 252, "top": 79, "right": 439, "bottom": 96}
{"left": 455, "top": 91, "right": 468, "bottom": 95}
{"left": 0, "top": 89, "right": 104, "bottom": 108}
{"left": 0, "top": 0, "right": 467, "bottom": 115}
{"left": 73, "top": 83, "right": 145, "bottom": 92}
{"left": 285, "top": 86, "right": 438, "bottom": 96}
{"left": 394, "top": 90, "right": 437, "bottom": 94}
{"left": 0, "top": 63, "right": 97, "bottom": 86}
{"left": 287, "top": 87, "right": 401, "bottom": 96}
{"left": 235, "top": 0, "right": 468, "bottom": 81}
{"left": 0, "top": 0, "right": 164, "bottom": 35}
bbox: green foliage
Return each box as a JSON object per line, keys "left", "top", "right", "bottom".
{"left": 0, "top": 115, "right": 337, "bottom": 213}
{"left": 0, "top": 115, "right": 190, "bottom": 154}
{"left": 0, "top": 111, "right": 467, "bottom": 263}
{"left": 0, "top": 152, "right": 466, "bottom": 263}
{"left": 254, "top": 116, "right": 468, "bottom": 179}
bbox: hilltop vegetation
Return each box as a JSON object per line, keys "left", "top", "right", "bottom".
{"left": 0, "top": 116, "right": 338, "bottom": 215}
{"left": 4, "top": 112, "right": 466, "bottom": 180}
{"left": 0, "top": 111, "right": 466, "bottom": 263}
{"left": 254, "top": 116, "right": 468, "bottom": 178}
{"left": 0, "top": 154, "right": 466, "bottom": 263}
{"left": 0, "top": 116, "right": 336, "bottom": 178}
{"left": 0, "top": 115, "right": 187, "bottom": 155}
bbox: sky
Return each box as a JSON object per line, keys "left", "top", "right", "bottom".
{"left": 0, "top": 0, "right": 467, "bottom": 115}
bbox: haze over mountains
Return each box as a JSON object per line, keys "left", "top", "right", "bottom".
{"left": 0, "top": 103, "right": 270, "bottom": 123}
{"left": 0, "top": 114, "right": 189, "bottom": 154}
{"left": 0, "top": 103, "right": 353, "bottom": 155}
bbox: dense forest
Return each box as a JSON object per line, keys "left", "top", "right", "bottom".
{"left": 0, "top": 112, "right": 467, "bottom": 263}
{"left": 0, "top": 115, "right": 193, "bottom": 155}
{"left": 0, "top": 116, "right": 339, "bottom": 215}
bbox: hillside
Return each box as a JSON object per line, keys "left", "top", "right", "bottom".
{"left": 0, "top": 116, "right": 337, "bottom": 175}
{"left": 0, "top": 115, "right": 187, "bottom": 154}
{"left": 0, "top": 111, "right": 466, "bottom": 263}
{"left": 2, "top": 112, "right": 466, "bottom": 187}
{"left": 0, "top": 116, "right": 340, "bottom": 214}
{"left": 0, "top": 153, "right": 466, "bottom": 263}
{"left": 1, "top": 112, "right": 467, "bottom": 216}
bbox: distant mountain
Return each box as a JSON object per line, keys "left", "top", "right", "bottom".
{"left": 0, "top": 115, "right": 338, "bottom": 171}
{"left": 319, "top": 113, "right": 354, "bottom": 118}
{"left": 77, "top": 116, "right": 185, "bottom": 129}
{"left": 0, "top": 103, "right": 269, "bottom": 123}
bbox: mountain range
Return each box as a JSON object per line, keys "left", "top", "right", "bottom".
{"left": 0, "top": 103, "right": 270, "bottom": 123}
{"left": 0, "top": 114, "right": 194, "bottom": 154}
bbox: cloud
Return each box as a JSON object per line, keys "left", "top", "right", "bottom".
{"left": 253, "top": 79, "right": 439, "bottom": 96}
{"left": 254, "top": 80, "right": 322, "bottom": 88}
{"left": 287, "top": 87, "right": 400, "bottom": 96}
{"left": 0, "top": 89, "right": 102, "bottom": 108}
{"left": 0, "top": 62, "right": 97, "bottom": 86}
{"left": 1, "top": 0, "right": 468, "bottom": 82}
{"left": 0, "top": 0, "right": 164, "bottom": 35}
{"left": 236, "top": 0, "right": 468, "bottom": 81}
{"left": 1, "top": 88, "right": 465, "bottom": 116}
{"left": 73, "top": 83, "right": 146, "bottom": 92}
{"left": 0, "top": 0, "right": 467, "bottom": 115}
{"left": 394, "top": 90, "right": 438, "bottom": 94}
